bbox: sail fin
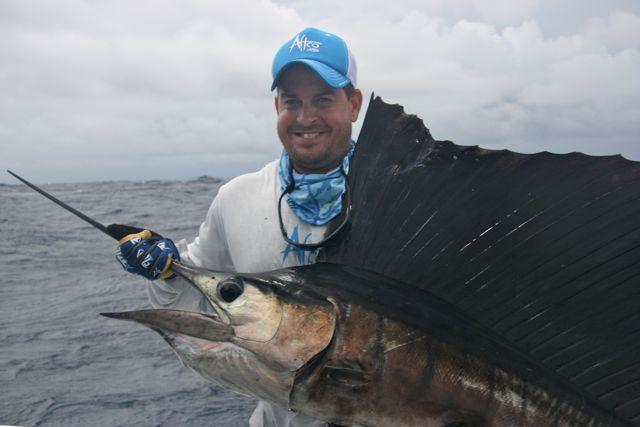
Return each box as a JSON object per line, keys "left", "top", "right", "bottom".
{"left": 320, "top": 95, "right": 640, "bottom": 423}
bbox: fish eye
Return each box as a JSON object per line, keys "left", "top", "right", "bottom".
{"left": 217, "top": 278, "right": 244, "bottom": 303}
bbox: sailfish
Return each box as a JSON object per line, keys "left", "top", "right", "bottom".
{"left": 11, "top": 96, "right": 640, "bottom": 426}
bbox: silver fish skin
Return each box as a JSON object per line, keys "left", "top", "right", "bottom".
{"left": 104, "top": 262, "right": 631, "bottom": 427}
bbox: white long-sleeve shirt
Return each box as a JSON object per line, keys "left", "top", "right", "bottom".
{"left": 148, "top": 159, "right": 331, "bottom": 427}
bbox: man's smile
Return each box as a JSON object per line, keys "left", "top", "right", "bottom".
{"left": 292, "top": 131, "right": 328, "bottom": 140}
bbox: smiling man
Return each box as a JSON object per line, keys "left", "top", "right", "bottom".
{"left": 276, "top": 64, "right": 361, "bottom": 174}
{"left": 114, "top": 28, "right": 362, "bottom": 426}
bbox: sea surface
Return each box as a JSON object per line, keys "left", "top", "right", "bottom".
{"left": 0, "top": 177, "right": 256, "bottom": 426}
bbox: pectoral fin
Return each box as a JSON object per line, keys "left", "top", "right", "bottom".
{"left": 322, "top": 360, "right": 370, "bottom": 390}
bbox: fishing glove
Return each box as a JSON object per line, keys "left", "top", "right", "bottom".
{"left": 115, "top": 229, "right": 180, "bottom": 280}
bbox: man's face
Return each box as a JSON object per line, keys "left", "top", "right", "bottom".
{"left": 275, "top": 64, "right": 363, "bottom": 174}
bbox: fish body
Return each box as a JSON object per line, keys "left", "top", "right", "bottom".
{"left": 106, "top": 262, "right": 630, "bottom": 427}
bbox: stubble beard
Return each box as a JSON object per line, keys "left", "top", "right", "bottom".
{"left": 286, "top": 127, "right": 352, "bottom": 174}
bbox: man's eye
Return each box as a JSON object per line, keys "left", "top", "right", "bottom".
{"left": 284, "top": 99, "right": 300, "bottom": 107}
{"left": 317, "top": 97, "right": 332, "bottom": 104}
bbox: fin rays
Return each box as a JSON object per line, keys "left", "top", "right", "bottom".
{"left": 320, "top": 96, "right": 640, "bottom": 423}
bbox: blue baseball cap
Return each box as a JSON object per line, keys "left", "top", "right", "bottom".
{"left": 271, "top": 28, "right": 357, "bottom": 91}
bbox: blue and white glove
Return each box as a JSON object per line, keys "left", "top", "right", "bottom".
{"left": 115, "top": 229, "right": 180, "bottom": 280}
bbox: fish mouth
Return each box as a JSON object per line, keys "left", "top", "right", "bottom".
{"left": 101, "top": 309, "right": 234, "bottom": 342}
{"left": 160, "top": 261, "right": 285, "bottom": 343}
{"left": 168, "top": 261, "right": 235, "bottom": 323}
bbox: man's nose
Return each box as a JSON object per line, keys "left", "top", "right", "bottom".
{"left": 296, "top": 103, "right": 318, "bottom": 125}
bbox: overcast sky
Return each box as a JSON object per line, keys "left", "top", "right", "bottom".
{"left": 1, "top": 0, "right": 638, "bottom": 184}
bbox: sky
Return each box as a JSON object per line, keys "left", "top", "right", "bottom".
{"left": 1, "top": 0, "right": 639, "bottom": 184}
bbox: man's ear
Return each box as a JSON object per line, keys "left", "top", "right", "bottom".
{"left": 274, "top": 94, "right": 280, "bottom": 113}
{"left": 349, "top": 89, "right": 363, "bottom": 122}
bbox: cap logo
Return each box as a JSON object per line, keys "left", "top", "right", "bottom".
{"left": 289, "top": 33, "right": 322, "bottom": 53}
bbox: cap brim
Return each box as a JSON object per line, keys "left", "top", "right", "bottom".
{"left": 271, "top": 59, "right": 351, "bottom": 91}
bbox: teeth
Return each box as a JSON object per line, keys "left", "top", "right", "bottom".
{"left": 302, "top": 133, "right": 320, "bottom": 139}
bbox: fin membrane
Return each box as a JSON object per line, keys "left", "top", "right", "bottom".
{"left": 320, "top": 95, "right": 640, "bottom": 423}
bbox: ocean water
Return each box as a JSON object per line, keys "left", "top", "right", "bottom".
{"left": 0, "top": 178, "right": 256, "bottom": 426}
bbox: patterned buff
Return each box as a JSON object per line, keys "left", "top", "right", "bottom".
{"left": 278, "top": 141, "right": 355, "bottom": 226}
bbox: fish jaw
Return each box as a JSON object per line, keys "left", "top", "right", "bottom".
{"left": 162, "top": 263, "right": 339, "bottom": 371}
{"left": 161, "top": 331, "right": 299, "bottom": 408}
{"left": 101, "top": 308, "right": 299, "bottom": 406}
{"left": 100, "top": 286, "right": 338, "bottom": 408}
{"left": 100, "top": 309, "right": 233, "bottom": 342}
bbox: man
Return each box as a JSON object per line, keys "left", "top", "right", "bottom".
{"left": 115, "top": 28, "right": 363, "bottom": 426}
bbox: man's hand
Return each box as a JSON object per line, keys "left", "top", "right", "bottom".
{"left": 115, "top": 230, "right": 180, "bottom": 280}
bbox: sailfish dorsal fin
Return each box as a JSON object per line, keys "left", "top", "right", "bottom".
{"left": 320, "top": 95, "right": 640, "bottom": 424}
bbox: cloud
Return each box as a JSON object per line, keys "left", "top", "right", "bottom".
{"left": 0, "top": 0, "right": 639, "bottom": 183}
{"left": 0, "top": 0, "right": 306, "bottom": 182}
{"left": 340, "top": 5, "right": 640, "bottom": 156}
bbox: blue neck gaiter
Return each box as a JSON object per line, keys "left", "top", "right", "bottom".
{"left": 278, "top": 141, "right": 355, "bottom": 226}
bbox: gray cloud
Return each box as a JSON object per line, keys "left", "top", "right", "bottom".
{"left": 1, "top": 0, "right": 639, "bottom": 184}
